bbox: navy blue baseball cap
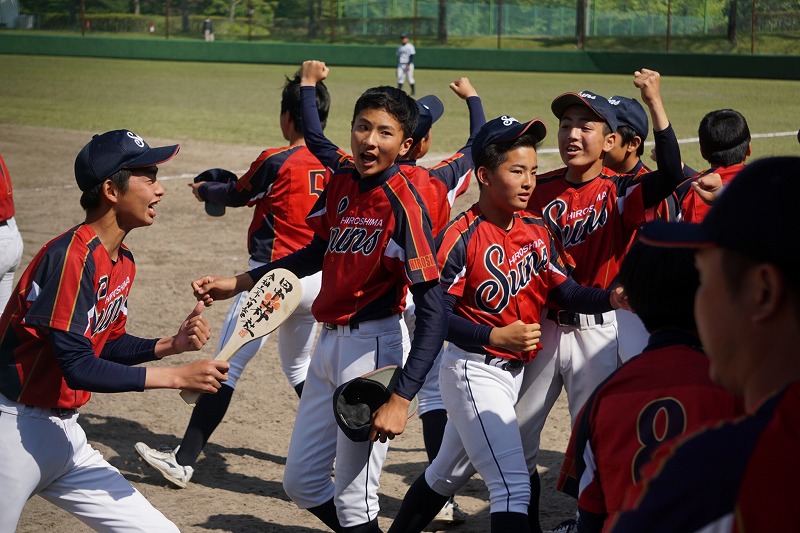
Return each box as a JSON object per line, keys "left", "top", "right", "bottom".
{"left": 638, "top": 157, "right": 800, "bottom": 267}
{"left": 551, "top": 91, "right": 619, "bottom": 132}
{"left": 333, "top": 366, "right": 418, "bottom": 442}
{"left": 472, "top": 115, "right": 547, "bottom": 164}
{"left": 608, "top": 95, "right": 649, "bottom": 142}
{"left": 411, "top": 95, "right": 445, "bottom": 146}
{"left": 74, "top": 129, "right": 180, "bottom": 191}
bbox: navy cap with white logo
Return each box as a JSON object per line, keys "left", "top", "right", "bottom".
{"left": 471, "top": 115, "right": 547, "bottom": 164}
{"left": 608, "top": 95, "right": 649, "bottom": 142}
{"left": 411, "top": 95, "right": 445, "bottom": 147}
{"left": 551, "top": 91, "right": 619, "bottom": 133}
{"left": 74, "top": 129, "right": 180, "bottom": 191}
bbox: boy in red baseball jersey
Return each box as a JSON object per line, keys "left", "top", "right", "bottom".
{"left": 134, "top": 72, "right": 331, "bottom": 488}
{"left": 0, "top": 130, "right": 229, "bottom": 532}
{"left": 300, "top": 59, "right": 486, "bottom": 524}
{"left": 387, "top": 115, "right": 626, "bottom": 533}
{"left": 192, "top": 82, "right": 445, "bottom": 532}
{"left": 674, "top": 108, "right": 750, "bottom": 223}
{"left": 555, "top": 241, "right": 742, "bottom": 533}
{"left": 519, "top": 69, "right": 685, "bottom": 532}
{"left": 604, "top": 94, "right": 677, "bottom": 363}
{"left": 608, "top": 157, "right": 800, "bottom": 532}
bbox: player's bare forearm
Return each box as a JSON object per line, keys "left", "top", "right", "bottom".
{"left": 154, "top": 301, "right": 211, "bottom": 358}
{"left": 301, "top": 60, "right": 328, "bottom": 86}
{"left": 450, "top": 77, "right": 478, "bottom": 100}
{"left": 369, "top": 393, "right": 411, "bottom": 443}
{"left": 192, "top": 273, "right": 253, "bottom": 306}
{"left": 634, "top": 69, "right": 669, "bottom": 132}
{"left": 144, "top": 359, "right": 229, "bottom": 391}
{"left": 489, "top": 320, "right": 541, "bottom": 352}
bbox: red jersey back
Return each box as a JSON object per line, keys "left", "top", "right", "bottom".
{"left": 675, "top": 164, "right": 745, "bottom": 223}
{"left": 0, "top": 153, "right": 15, "bottom": 221}
{"left": 234, "top": 145, "right": 327, "bottom": 262}
{"left": 437, "top": 205, "right": 569, "bottom": 362}
{"left": 0, "top": 224, "right": 134, "bottom": 408}
{"left": 529, "top": 167, "right": 647, "bottom": 289}
{"left": 305, "top": 163, "right": 439, "bottom": 325}
{"left": 557, "top": 334, "right": 742, "bottom": 526}
{"left": 402, "top": 151, "right": 474, "bottom": 237}
{"left": 610, "top": 382, "right": 800, "bottom": 533}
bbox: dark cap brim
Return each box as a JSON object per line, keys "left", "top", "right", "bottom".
{"left": 123, "top": 144, "right": 180, "bottom": 169}
{"left": 638, "top": 220, "right": 715, "bottom": 249}
{"left": 551, "top": 92, "right": 617, "bottom": 131}
{"left": 411, "top": 95, "right": 445, "bottom": 145}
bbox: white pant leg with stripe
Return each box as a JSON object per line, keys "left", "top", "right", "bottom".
{"left": 425, "top": 344, "right": 531, "bottom": 515}
{"left": 0, "top": 394, "right": 178, "bottom": 533}
{"left": 282, "top": 315, "right": 409, "bottom": 528}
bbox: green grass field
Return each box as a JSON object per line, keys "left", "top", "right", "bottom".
{"left": 1, "top": 54, "right": 798, "bottom": 171}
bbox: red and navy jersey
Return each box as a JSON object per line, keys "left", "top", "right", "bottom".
{"left": 202, "top": 145, "right": 327, "bottom": 263}
{"left": 619, "top": 159, "right": 677, "bottom": 224}
{"left": 674, "top": 164, "right": 745, "bottom": 223}
{"left": 0, "top": 224, "right": 134, "bottom": 409}
{"left": 609, "top": 381, "right": 800, "bottom": 533}
{"left": 556, "top": 331, "right": 742, "bottom": 531}
{"left": 0, "top": 153, "right": 15, "bottom": 221}
{"left": 529, "top": 167, "right": 647, "bottom": 289}
{"left": 437, "top": 205, "right": 569, "bottom": 362}
{"left": 305, "top": 160, "right": 439, "bottom": 326}
{"left": 402, "top": 153, "right": 472, "bottom": 237}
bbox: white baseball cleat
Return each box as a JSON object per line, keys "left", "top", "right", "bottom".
{"left": 547, "top": 518, "right": 578, "bottom": 533}
{"left": 134, "top": 442, "right": 194, "bottom": 489}
{"left": 431, "top": 497, "right": 467, "bottom": 524}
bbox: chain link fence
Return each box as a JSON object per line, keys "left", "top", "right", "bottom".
{"left": 2, "top": 0, "right": 799, "bottom": 53}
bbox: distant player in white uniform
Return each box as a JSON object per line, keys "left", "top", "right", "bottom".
{"left": 397, "top": 33, "right": 416, "bottom": 95}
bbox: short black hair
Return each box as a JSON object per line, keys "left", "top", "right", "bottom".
{"left": 699, "top": 109, "right": 750, "bottom": 167}
{"left": 80, "top": 169, "right": 131, "bottom": 211}
{"left": 352, "top": 86, "right": 418, "bottom": 140}
{"left": 474, "top": 131, "right": 543, "bottom": 174}
{"left": 617, "top": 240, "right": 698, "bottom": 333}
{"left": 617, "top": 124, "right": 645, "bottom": 157}
{"left": 282, "top": 71, "right": 330, "bottom": 134}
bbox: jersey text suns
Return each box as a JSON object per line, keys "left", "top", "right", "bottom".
{"left": 543, "top": 192, "right": 610, "bottom": 248}
{"left": 477, "top": 240, "right": 548, "bottom": 314}
{"left": 91, "top": 275, "right": 130, "bottom": 336}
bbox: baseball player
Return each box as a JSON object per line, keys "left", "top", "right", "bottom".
{"left": 399, "top": 76, "right": 485, "bottom": 524}
{"left": 192, "top": 81, "right": 445, "bottom": 532}
{"left": 0, "top": 130, "right": 228, "bottom": 532}
{"left": 518, "top": 69, "right": 685, "bottom": 532}
{"left": 397, "top": 33, "right": 416, "bottom": 95}
{"left": 0, "top": 152, "right": 23, "bottom": 315}
{"left": 300, "top": 58, "right": 485, "bottom": 523}
{"left": 387, "top": 115, "right": 626, "bottom": 533}
{"left": 604, "top": 95, "right": 676, "bottom": 363}
{"left": 608, "top": 157, "right": 800, "bottom": 532}
{"left": 554, "top": 240, "right": 742, "bottom": 532}
{"left": 673, "top": 108, "right": 751, "bottom": 223}
{"left": 133, "top": 72, "right": 330, "bottom": 488}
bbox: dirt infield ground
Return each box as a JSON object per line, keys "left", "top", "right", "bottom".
{"left": 4, "top": 124, "right": 575, "bottom": 533}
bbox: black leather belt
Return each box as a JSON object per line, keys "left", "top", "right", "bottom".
{"left": 323, "top": 322, "right": 359, "bottom": 330}
{"left": 0, "top": 220, "right": 7, "bottom": 226}
{"left": 484, "top": 355, "right": 525, "bottom": 370}
{"left": 27, "top": 405, "right": 77, "bottom": 418}
{"left": 546, "top": 309, "right": 604, "bottom": 327}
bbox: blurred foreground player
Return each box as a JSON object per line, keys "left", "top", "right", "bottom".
{"left": 609, "top": 157, "right": 800, "bottom": 532}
